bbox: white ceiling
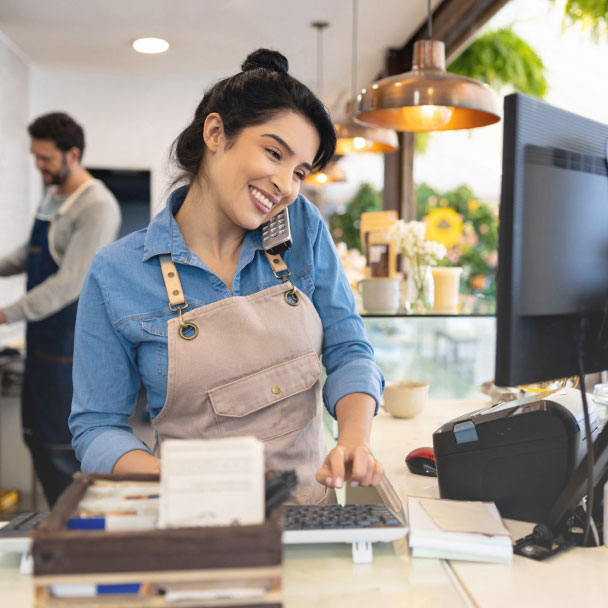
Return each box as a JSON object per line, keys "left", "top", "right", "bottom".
{"left": 0, "top": 0, "right": 442, "bottom": 116}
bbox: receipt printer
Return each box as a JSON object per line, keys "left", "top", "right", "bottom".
{"left": 433, "top": 388, "right": 598, "bottom": 523}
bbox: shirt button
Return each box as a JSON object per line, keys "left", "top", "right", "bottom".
{"left": 271, "top": 385, "right": 281, "bottom": 395}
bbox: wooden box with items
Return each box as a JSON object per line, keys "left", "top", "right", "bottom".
{"left": 31, "top": 465, "right": 287, "bottom": 607}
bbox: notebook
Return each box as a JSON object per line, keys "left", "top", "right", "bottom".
{"left": 407, "top": 496, "right": 513, "bottom": 563}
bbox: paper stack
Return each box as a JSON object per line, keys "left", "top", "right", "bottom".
{"left": 407, "top": 496, "right": 513, "bottom": 563}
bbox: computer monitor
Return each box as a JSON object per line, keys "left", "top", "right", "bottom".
{"left": 495, "top": 93, "right": 608, "bottom": 388}
{"left": 494, "top": 93, "right": 608, "bottom": 543}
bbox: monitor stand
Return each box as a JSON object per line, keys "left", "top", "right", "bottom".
{"left": 514, "top": 419, "right": 608, "bottom": 560}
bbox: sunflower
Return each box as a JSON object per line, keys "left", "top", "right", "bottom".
{"left": 425, "top": 208, "right": 463, "bottom": 248}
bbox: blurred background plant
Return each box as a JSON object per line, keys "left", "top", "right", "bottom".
{"left": 416, "top": 184, "right": 499, "bottom": 296}
{"left": 552, "top": 0, "right": 608, "bottom": 38}
{"left": 329, "top": 182, "right": 382, "bottom": 251}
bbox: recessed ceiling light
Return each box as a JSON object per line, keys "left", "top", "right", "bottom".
{"left": 132, "top": 38, "right": 169, "bottom": 54}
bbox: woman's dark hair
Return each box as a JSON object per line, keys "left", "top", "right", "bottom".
{"left": 28, "top": 112, "right": 85, "bottom": 159}
{"left": 171, "top": 49, "right": 336, "bottom": 185}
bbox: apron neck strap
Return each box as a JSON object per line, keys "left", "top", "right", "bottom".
{"left": 158, "top": 254, "right": 187, "bottom": 308}
{"left": 158, "top": 250, "right": 294, "bottom": 312}
{"left": 264, "top": 252, "right": 289, "bottom": 280}
{"left": 55, "top": 179, "right": 96, "bottom": 218}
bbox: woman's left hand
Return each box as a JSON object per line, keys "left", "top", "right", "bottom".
{"left": 316, "top": 443, "right": 384, "bottom": 489}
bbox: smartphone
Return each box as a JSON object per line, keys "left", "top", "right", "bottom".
{"left": 261, "top": 208, "right": 292, "bottom": 254}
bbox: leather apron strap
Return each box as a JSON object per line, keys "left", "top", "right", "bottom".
{"left": 158, "top": 252, "right": 298, "bottom": 340}
{"left": 158, "top": 254, "right": 199, "bottom": 340}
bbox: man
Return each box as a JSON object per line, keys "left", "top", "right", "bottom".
{"left": 0, "top": 112, "right": 121, "bottom": 506}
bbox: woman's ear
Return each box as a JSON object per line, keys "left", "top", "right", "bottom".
{"left": 203, "top": 113, "right": 225, "bottom": 153}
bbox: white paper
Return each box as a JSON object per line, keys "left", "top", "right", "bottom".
{"left": 159, "top": 437, "right": 264, "bottom": 528}
{"left": 420, "top": 497, "right": 510, "bottom": 536}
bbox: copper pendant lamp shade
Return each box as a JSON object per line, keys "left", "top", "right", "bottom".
{"left": 355, "top": 9, "right": 500, "bottom": 132}
{"left": 335, "top": 102, "right": 399, "bottom": 154}
{"left": 334, "top": 0, "right": 399, "bottom": 154}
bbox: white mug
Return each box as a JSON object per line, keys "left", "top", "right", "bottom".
{"left": 357, "top": 278, "right": 401, "bottom": 314}
{"left": 382, "top": 380, "right": 429, "bottom": 418}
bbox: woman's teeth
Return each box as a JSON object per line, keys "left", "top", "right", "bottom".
{"left": 250, "top": 187, "right": 273, "bottom": 211}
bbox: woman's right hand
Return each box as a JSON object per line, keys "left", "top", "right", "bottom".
{"left": 112, "top": 450, "right": 161, "bottom": 474}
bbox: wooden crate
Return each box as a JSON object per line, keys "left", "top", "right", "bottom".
{"left": 32, "top": 473, "right": 282, "bottom": 607}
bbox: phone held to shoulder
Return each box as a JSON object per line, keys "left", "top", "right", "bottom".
{"left": 261, "top": 208, "right": 292, "bottom": 255}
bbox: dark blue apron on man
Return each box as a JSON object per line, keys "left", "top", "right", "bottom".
{"left": 21, "top": 184, "right": 91, "bottom": 505}
{"left": 21, "top": 216, "right": 78, "bottom": 446}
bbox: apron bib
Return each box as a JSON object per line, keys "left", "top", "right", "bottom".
{"left": 153, "top": 252, "right": 331, "bottom": 505}
{"left": 22, "top": 181, "right": 94, "bottom": 446}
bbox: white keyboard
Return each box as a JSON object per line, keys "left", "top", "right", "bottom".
{"left": 282, "top": 503, "right": 407, "bottom": 562}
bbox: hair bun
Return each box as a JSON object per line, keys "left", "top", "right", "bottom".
{"left": 241, "top": 49, "right": 289, "bottom": 75}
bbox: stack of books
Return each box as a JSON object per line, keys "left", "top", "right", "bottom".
{"left": 407, "top": 496, "right": 513, "bottom": 563}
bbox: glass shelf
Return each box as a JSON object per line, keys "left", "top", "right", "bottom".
{"left": 362, "top": 315, "right": 496, "bottom": 401}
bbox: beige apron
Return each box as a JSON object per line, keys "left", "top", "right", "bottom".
{"left": 152, "top": 251, "right": 331, "bottom": 504}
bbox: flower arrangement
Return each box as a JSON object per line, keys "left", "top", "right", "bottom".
{"left": 388, "top": 220, "right": 446, "bottom": 312}
{"left": 416, "top": 183, "right": 499, "bottom": 296}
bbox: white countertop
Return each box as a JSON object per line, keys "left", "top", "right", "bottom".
{"left": 2, "top": 398, "right": 607, "bottom": 607}
{"left": 370, "top": 399, "right": 608, "bottom": 608}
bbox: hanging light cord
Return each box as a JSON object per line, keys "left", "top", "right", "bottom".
{"left": 352, "top": 0, "right": 358, "bottom": 99}
{"left": 427, "top": 0, "right": 432, "bottom": 40}
{"left": 317, "top": 26, "right": 323, "bottom": 98}
{"left": 312, "top": 21, "right": 329, "bottom": 100}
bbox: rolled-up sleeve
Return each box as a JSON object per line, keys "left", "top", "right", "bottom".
{"left": 307, "top": 206, "right": 385, "bottom": 418}
{"left": 69, "top": 256, "right": 150, "bottom": 472}
{"left": 0, "top": 243, "right": 28, "bottom": 277}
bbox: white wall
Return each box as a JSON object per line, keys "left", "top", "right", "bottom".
{"left": 29, "top": 66, "right": 218, "bottom": 215}
{"left": 0, "top": 30, "right": 31, "bottom": 346}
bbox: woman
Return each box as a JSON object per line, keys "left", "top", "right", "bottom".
{"left": 69, "top": 49, "right": 385, "bottom": 504}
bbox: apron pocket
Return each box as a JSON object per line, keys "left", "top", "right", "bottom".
{"left": 208, "top": 352, "right": 322, "bottom": 441}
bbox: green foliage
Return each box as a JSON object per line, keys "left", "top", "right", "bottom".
{"left": 329, "top": 183, "right": 382, "bottom": 251}
{"left": 448, "top": 27, "right": 548, "bottom": 99}
{"left": 554, "top": 0, "right": 608, "bottom": 36}
{"left": 415, "top": 132, "right": 431, "bottom": 154}
{"left": 416, "top": 183, "right": 499, "bottom": 296}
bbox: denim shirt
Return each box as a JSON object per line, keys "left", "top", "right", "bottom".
{"left": 70, "top": 188, "right": 384, "bottom": 473}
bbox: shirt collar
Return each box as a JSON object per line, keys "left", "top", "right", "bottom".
{"left": 142, "top": 186, "right": 265, "bottom": 263}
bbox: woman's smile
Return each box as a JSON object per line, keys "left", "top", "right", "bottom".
{"left": 248, "top": 185, "right": 277, "bottom": 214}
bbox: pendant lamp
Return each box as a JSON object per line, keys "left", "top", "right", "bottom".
{"left": 334, "top": 0, "right": 398, "bottom": 154}
{"left": 304, "top": 21, "right": 347, "bottom": 186}
{"left": 304, "top": 162, "right": 347, "bottom": 186}
{"left": 355, "top": 0, "right": 500, "bottom": 132}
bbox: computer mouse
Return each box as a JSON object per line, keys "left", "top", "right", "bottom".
{"left": 405, "top": 447, "right": 437, "bottom": 477}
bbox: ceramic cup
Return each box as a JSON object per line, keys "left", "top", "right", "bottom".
{"left": 431, "top": 267, "right": 462, "bottom": 313}
{"left": 382, "top": 380, "right": 429, "bottom": 418}
{"left": 357, "top": 278, "right": 401, "bottom": 314}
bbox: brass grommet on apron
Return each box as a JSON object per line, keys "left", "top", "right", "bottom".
{"left": 283, "top": 280, "right": 300, "bottom": 306}
{"left": 264, "top": 252, "right": 300, "bottom": 307}
{"left": 175, "top": 305, "right": 199, "bottom": 341}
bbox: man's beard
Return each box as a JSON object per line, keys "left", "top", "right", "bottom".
{"left": 43, "top": 155, "right": 70, "bottom": 185}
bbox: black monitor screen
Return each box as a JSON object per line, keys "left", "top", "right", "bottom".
{"left": 495, "top": 93, "right": 608, "bottom": 387}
